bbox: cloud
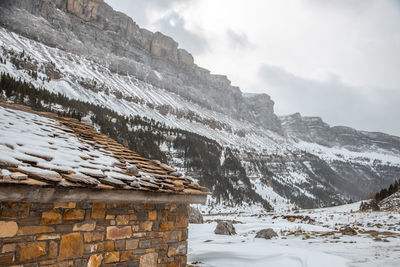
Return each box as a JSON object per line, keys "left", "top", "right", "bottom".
{"left": 226, "top": 29, "right": 254, "bottom": 49}
{"left": 258, "top": 64, "right": 400, "bottom": 136}
{"left": 304, "top": 0, "right": 375, "bottom": 11}
{"left": 105, "top": 0, "right": 190, "bottom": 27}
{"left": 155, "top": 11, "right": 208, "bottom": 54}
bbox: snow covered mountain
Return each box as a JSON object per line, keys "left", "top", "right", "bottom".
{"left": 1, "top": 0, "right": 400, "bottom": 211}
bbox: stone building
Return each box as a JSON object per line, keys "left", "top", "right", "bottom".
{"left": 0, "top": 103, "right": 209, "bottom": 266}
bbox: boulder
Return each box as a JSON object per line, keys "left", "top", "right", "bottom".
{"left": 189, "top": 207, "right": 203, "bottom": 224}
{"left": 360, "top": 200, "right": 380, "bottom": 211}
{"left": 214, "top": 221, "right": 236, "bottom": 235}
{"left": 255, "top": 228, "right": 278, "bottom": 239}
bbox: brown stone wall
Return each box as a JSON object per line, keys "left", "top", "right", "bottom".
{"left": 0, "top": 201, "right": 189, "bottom": 267}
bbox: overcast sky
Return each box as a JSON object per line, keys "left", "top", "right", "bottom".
{"left": 105, "top": 0, "right": 400, "bottom": 136}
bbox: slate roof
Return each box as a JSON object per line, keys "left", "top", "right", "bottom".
{"left": 0, "top": 103, "right": 210, "bottom": 196}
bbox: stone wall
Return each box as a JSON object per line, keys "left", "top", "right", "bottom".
{"left": 0, "top": 201, "right": 189, "bottom": 267}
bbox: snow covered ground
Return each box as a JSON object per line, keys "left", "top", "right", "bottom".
{"left": 188, "top": 203, "right": 400, "bottom": 267}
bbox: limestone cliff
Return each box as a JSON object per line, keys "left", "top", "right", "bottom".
{"left": 280, "top": 113, "right": 400, "bottom": 153}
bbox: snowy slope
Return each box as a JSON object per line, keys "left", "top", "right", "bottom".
{"left": 188, "top": 204, "right": 400, "bottom": 267}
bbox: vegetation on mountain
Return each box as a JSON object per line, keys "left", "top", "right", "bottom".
{"left": 375, "top": 178, "right": 400, "bottom": 202}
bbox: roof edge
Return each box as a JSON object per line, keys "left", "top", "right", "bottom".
{"left": 0, "top": 185, "right": 207, "bottom": 205}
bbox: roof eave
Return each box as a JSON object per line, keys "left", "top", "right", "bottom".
{"left": 0, "top": 184, "right": 208, "bottom": 205}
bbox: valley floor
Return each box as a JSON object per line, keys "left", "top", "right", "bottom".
{"left": 187, "top": 203, "right": 400, "bottom": 267}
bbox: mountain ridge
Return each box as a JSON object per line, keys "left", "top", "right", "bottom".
{"left": 0, "top": 0, "right": 282, "bottom": 133}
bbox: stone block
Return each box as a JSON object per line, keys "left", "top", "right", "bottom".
{"left": 73, "top": 221, "right": 96, "bottom": 231}
{"left": 96, "top": 220, "right": 108, "bottom": 226}
{"left": 96, "top": 242, "right": 105, "bottom": 253}
{"left": 84, "top": 232, "right": 104, "bottom": 243}
{"left": 126, "top": 260, "right": 140, "bottom": 267}
{"left": 145, "top": 248, "right": 155, "bottom": 254}
{"left": 115, "top": 239, "right": 126, "bottom": 250}
{"left": 74, "top": 259, "right": 87, "bottom": 266}
{"left": 148, "top": 210, "right": 157, "bottom": 221}
{"left": 106, "top": 226, "right": 131, "bottom": 240}
{"left": 132, "top": 225, "right": 139, "bottom": 232}
{"left": 167, "top": 242, "right": 187, "bottom": 257}
{"left": 0, "top": 221, "right": 18, "bottom": 237}
{"left": 104, "top": 241, "right": 115, "bottom": 251}
{"left": 104, "top": 252, "right": 119, "bottom": 264}
{"left": 167, "top": 248, "right": 177, "bottom": 257}
{"left": 16, "top": 242, "right": 47, "bottom": 262}
{"left": 160, "top": 222, "right": 174, "bottom": 231}
{"left": 126, "top": 239, "right": 139, "bottom": 250}
{"left": 51, "top": 261, "right": 74, "bottom": 267}
{"left": 175, "top": 217, "right": 189, "bottom": 228}
{"left": 92, "top": 203, "right": 105, "bottom": 219}
{"left": 37, "top": 234, "right": 60, "bottom": 240}
{"left": 139, "top": 239, "right": 152, "bottom": 249}
{"left": 120, "top": 251, "right": 133, "bottom": 262}
{"left": 17, "top": 226, "right": 54, "bottom": 236}
{"left": 84, "top": 243, "right": 98, "bottom": 254}
{"left": 151, "top": 238, "right": 163, "bottom": 248}
{"left": 139, "top": 221, "right": 153, "bottom": 232}
{"left": 139, "top": 252, "right": 158, "bottom": 267}
{"left": 64, "top": 209, "right": 85, "bottom": 220}
{"left": 0, "top": 254, "right": 14, "bottom": 265}
{"left": 87, "top": 254, "right": 103, "bottom": 267}
{"left": 1, "top": 243, "right": 16, "bottom": 253}
{"left": 18, "top": 216, "right": 41, "bottom": 226}
{"left": 56, "top": 224, "right": 73, "bottom": 233}
{"left": 40, "top": 259, "right": 56, "bottom": 265}
{"left": 58, "top": 233, "right": 83, "bottom": 260}
{"left": 0, "top": 202, "right": 29, "bottom": 218}
{"left": 116, "top": 215, "right": 129, "bottom": 225}
{"left": 41, "top": 210, "right": 62, "bottom": 224}
{"left": 49, "top": 241, "right": 58, "bottom": 258}
{"left": 106, "top": 215, "right": 115, "bottom": 220}
{"left": 132, "top": 232, "right": 146, "bottom": 238}
{"left": 135, "top": 211, "right": 148, "bottom": 221}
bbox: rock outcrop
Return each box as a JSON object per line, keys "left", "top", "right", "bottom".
{"left": 255, "top": 228, "right": 278, "bottom": 239}
{"left": 214, "top": 221, "right": 236, "bottom": 235}
{"left": 0, "top": 0, "right": 281, "bottom": 132}
{"left": 280, "top": 113, "right": 400, "bottom": 153}
{"left": 360, "top": 200, "right": 380, "bottom": 211}
{"left": 379, "top": 191, "right": 400, "bottom": 211}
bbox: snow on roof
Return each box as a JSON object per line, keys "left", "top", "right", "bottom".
{"left": 0, "top": 103, "right": 210, "bottom": 197}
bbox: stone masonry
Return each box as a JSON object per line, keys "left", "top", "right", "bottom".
{"left": 0, "top": 201, "right": 189, "bottom": 267}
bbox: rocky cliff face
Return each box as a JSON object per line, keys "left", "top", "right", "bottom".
{"left": 281, "top": 113, "right": 400, "bottom": 153}
{"left": 0, "top": 0, "right": 282, "bottom": 133}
